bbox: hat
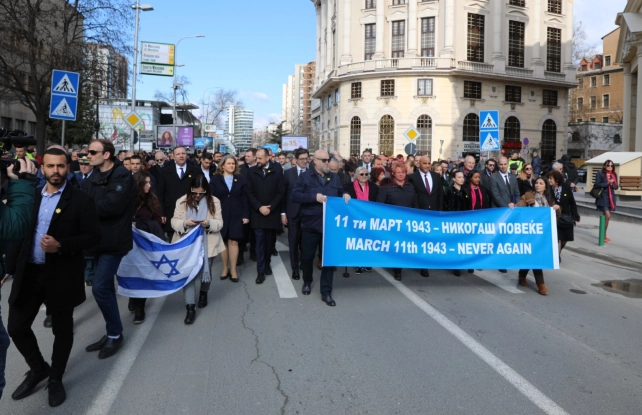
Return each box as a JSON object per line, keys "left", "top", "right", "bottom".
{"left": 511, "top": 149, "right": 519, "bottom": 155}
{"left": 78, "top": 156, "right": 90, "bottom": 164}
{"left": 510, "top": 163, "right": 518, "bottom": 171}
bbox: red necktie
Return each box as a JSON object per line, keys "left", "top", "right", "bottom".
{"left": 424, "top": 174, "right": 431, "bottom": 194}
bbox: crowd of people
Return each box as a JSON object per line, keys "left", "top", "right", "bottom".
{"left": 0, "top": 138, "right": 621, "bottom": 408}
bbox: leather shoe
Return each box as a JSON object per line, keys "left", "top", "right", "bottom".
{"left": 292, "top": 271, "right": 300, "bottom": 280}
{"left": 86, "top": 335, "right": 108, "bottom": 352}
{"left": 420, "top": 269, "right": 429, "bottom": 278}
{"left": 321, "top": 294, "right": 336, "bottom": 306}
{"left": 499, "top": 269, "right": 507, "bottom": 273}
{"left": 98, "top": 335, "right": 124, "bottom": 359}
{"left": 537, "top": 283, "right": 549, "bottom": 295}
{"left": 453, "top": 270, "right": 461, "bottom": 277}
{"left": 265, "top": 265, "right": 273, "bottom": 276}
{"left": 197, "top": 291, "right": 208, "bottom": 308}
{"left": 518, "top": 275, "right": 529, "bottom": 287}
{"left": 184, "top": 304, "right": 196, "bottom": 324}
{"left": 43, "top": 315, "right": 52, "bottom": 328}
{"left": 256, "top": 273, "right": 265, "bottom": 284}
{"left": 11, "top": 364, "right": 50, "bottom": 400}
{"left": 302, "top": 283, "right": 311, "bottom": 295}
{"left": 272, "top": 247, "right": 278, "bottom": 256}
{"left": 394, "top": 272, "right": 402, "bottom": 281}
{"left": 47, "top": 379, "right": 66, "bottom": 407}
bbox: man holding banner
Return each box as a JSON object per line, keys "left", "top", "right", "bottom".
{"left": 291, "top": 150, "right": 350, "bottom": 306}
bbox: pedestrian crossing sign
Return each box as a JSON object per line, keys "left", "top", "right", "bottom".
{"left": 50, "top": 69, "right": 80, "bottom": 121}
{"left": 49, "top": 95, "right": 77, "bottom": 121}
{"left": 479, "top": 111, "right": 499, "bottom": 130}
{"left": 481, "top": 131, "right": 500, "bottom": 151}
{"left": 50, "top": 70, "right": 79, "bottom": 97}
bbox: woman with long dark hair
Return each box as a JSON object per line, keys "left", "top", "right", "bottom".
{"left": 171, "top": 175, "right": 225, "bottom": 324}
{"left": 517, "top": 162, "right": 535, "bottom": 196}
{"left": 594, "top": 159, "right": 618, "bottom": 242}
{"left": 546, "top": 170, "right": 580, "bottom": 261}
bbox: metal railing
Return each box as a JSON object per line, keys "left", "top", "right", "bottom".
{"left": 545, "top": 71, "right": 567, "bottom": 82}
{"left": 506, "top": 67, "right": 534, "bottom": 78}
{"left": 457, "top": 61, "right": 494, "bottom": 73}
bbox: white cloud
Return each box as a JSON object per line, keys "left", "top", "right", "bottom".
{"left": 253, "top": 92, "right": 270, "bottom": 102}
{"left": 253, "top": 113, "right": 282, "bottom": 129}
{"left": 575, "top": 0, "right": 627, "bottom": 51}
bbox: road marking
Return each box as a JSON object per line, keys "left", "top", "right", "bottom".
{"left": 375, "top": 268, "right": 569, "bottom": 415}
{"left": 275, "top": 240, "right": 289, "bottom": 252}
{"left": 85, "top": 297, "right": 166, "bottom": 415}
{"left": 271, "top": 252, "right": 298, "bottom": 298}
{"left": 472, "top": 270, "right": 524, "bottom": 294}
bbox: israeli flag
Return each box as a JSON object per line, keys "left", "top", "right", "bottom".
{"left": 117, "top": 226, "right": 204, "bottom": 298}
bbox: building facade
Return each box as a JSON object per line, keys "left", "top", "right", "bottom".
{"left": 311, "top": 0, "right": 576, "bottom": 163}
{"left": 282, "top": 61, "right": 317, "bottom": 139}
{"left": 225, "top": 105, "right": 254, "bottom": 152}
{"left": 86, "top": 44, "right": 128, "bottom": 99}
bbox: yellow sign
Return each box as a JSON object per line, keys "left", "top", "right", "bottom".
{"left": 403, "top": 126, "right": 421, "bottom": 142}
{"left": 141, "top": 42, "right": 175, "bottom": 65}
{"left": 123, "top": 112, "right": 142, "bottom": 129}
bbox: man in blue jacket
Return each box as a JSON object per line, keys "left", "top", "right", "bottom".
{"left": 291, "top": 150, "right": 350, "bottom": 306}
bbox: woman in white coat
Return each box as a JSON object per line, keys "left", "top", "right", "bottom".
{"left": 171, "top": 175, "right": 225, "bottom": 324}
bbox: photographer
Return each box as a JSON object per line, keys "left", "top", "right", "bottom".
{"left": 0, "top": 157, "right": 38, "bottom": 401}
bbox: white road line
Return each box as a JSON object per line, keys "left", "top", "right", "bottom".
{"left": 275, "top": 240, "right": 289, "bottom": 252}
{"left": 84, "top": 297, "right": 166, "bottom": 415}
{"left": 472, "top": 270, "right": 524, "bottom": 294}
{"left": 375, "top": 268, "right": 569, "bottom": 415}
{"left": 271, "top": 253, "right": 298, "bottom": 298}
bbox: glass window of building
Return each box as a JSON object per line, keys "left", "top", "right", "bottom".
{"left": 467, "top": 14, "right": 485, "bottom": 62}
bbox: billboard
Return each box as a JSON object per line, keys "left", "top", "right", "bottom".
{"left": 194, "top": 137, "right": 206, "bottom": 149}
{"left": 177, "top": 126, "right": 194, "bottom": 147}
{"left": 98, "top": 105, "right": 157, "bottom": 148}
{"left": 281, "top": 136, "right": 308, "bottom": 151}
{"left": 263, "top": 144, "right": 280, "bottom": 154}
{"left": 157, "top": 126, "right": 174, "bottom": 147}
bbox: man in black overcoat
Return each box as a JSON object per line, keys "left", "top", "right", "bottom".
{"left": 281, "top": 148, "right": 309, "bottom": 280}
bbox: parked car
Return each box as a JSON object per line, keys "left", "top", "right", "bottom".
{"left": 577, "top": 164, "right": 587, "bottom": 183}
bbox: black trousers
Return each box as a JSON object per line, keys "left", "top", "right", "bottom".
{"left": 254, "top": 229, "right": 276, "bottom": 274}
{"left": 287, "top": 213, "right": 302, "bottom": 271}
{"left": 301, "top": 231, "right": 334, "bottom": 296}
{"left": 8, "top": 264, "right": 74, "bottom": 381}
{"left": 518, "top": 269, "right": 544, "bottom": 285}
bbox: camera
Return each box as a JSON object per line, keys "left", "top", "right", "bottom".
{"left": 0, "top": 128, "right": 37, "bottom": 175}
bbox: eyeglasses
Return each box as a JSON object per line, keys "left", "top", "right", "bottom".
{"left": 297, "top": 157, "right": 309, "bottom": 161}
{"left": 317, "top": 158, "right": 330, "bottom": 163}
{"left": 525, "top": 167, "right": 532, "bottom": 171}
{"left": 606, "top": 164, "right": 614, "bottom": 167}
{"left": 191, "top": 190, "right": 207, "bottom": 195}
{"left": 87, "top": 150, "right": 103, "bottom": 156}
{"left": 358, "top": 173, "right": 369, "bottom": 176}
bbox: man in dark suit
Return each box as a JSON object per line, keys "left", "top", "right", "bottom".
{"left": 281, "top": 148, "right": 309, "bottom": 280}
{"left": 490, "top": 156, "right": 520, "bottom": 274}
{"left": 357, "top": 149, "right": 374, "bottom": 173}
{"left": 148, "top": 151, "right": 167, "bottom": 181}
{"left": 199, "top": 152, "right": 216, "bottom": 184}
{"left": 6, "top": 148, "right": 101, "bottom": 407}
{"left": 408, "top": 155, "right": 443, "bottom": 278}
{"left": 245, "top": 148, "right": 285, "bottom": 284}
{"left": 156, "top": 146, "right": 201, "bottom": 236}
{"left": 239, "top": 148, "right": 258, "bottom": 262}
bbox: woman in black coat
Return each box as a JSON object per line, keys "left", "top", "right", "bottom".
{"left": 593, "top": 159, "right": 618, "bottom": 242}
{"left": 376, "top": 162, "right": 417, "bottom": 281}
{"left": 546, "top": 170, "right": 580, "bottom": 260}
{"left": 517, "top": 162, "right": 536, "bottom": 196}
{"left": 462, "top": 170, "right": 491, "bottom": 210}
{"left": 210, "top": 155, "right": 249, "bottom": 282}
{"left": 344, "top": 166, "right": 378, "bottom": 274}
{"left": 444, "top": 171, "right": 468, "bottom": 276}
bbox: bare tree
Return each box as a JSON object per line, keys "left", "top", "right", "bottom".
{"left": 154, "top": 75, "right": 191, "bottom": 105}
{"left": 0, "top": 0, "right": 133, "bottom": 153}
{"left": 200, "top": 89, "right": 243, "bottom": 129}
{"left": 573, "top": 19, "right": 598, "bottom": 67}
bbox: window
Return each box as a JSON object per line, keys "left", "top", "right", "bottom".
{"left": 463, "top": 114, "right": 480, "bottom": 142}
{"left": 351, "top": 82, "right": 362, "bottom": 99}
{"left": 381, "top": 80, "right": 395, "bottom": 96}
{"left": 416, "top": 115, "right": 432, "bottom": 154}
{"left": 327, "top": 94, "right": 332, "bottom": 108}
{"left": 548, "top": 0, "right": 562, "bottom": 14}
{"left": 15, "top": 119, "right": 25, "bottom": 131}
{"left": 571, "top": 132, "right": 580, "bottom": 142}
{"left": 505, "top": 85, "right": 522, "bottom": 103}
{"left": 464, "top": 81, "right": 482, "bottom": 99}
{"left": 577, "top": 97, "right": 583, "bottom": 110}
{"left": 508, "top": 21, "right": 525, "bottom": 68}
{"left": 392, "top": 0, "right": 406, "bottom": 4}
{"left": 417, "top": 79, "right": 433, "bottom": 96}
{"left": 378, "top": 115, "right": 394, "bottom": 155}
{"left": 28, "top": 122, "right": 36, "bottom": 135}
{"left": 589, "top": 118, "right": 596, "bottom": 122}
{"left": 603, "top": 94, "right": 610, "bottom": 108}
{"left": 578, "top": 78, "right": 583, "bottom": 88}
{"left": 540, "top": 120, "right": 557, "bottom": 163}
{"left": 590, "top": 76, "right": 597, "bottom": 87}
{"left": 603, "top": 74, "right": 610, "bottom": 85}
{"left": 509, "top": 0, "right": 526, "bottom": 6}
{"left": 546, "top": 28, "right": 562, "bottom": 72}
{"left": 421, "top": 17, "right": 435, "bottom": 57}
{"left": 392, "top": 21, "right": 405, "bottom": 58}
{"left": 335, "top": 88, "right": 339, "bottom": 103}
{"left": 467, "top": 14, "right": 485, "bottom": 62}
{"left": 581, "top": 64, "right": 587, "bottom": 71}
{"left": 614, "top": 134, "right": 622, "bottom": 144}
{"left": 594, "top": 63, "right": 601, "bottom": 70}
{"left": 543, "top": 89, "right": 558, "bottom": 106}
{"left": 365, "top": 0, "right": 375, "bottom": 9}
{"left": 590, "top": 96, "right": 597, "bottom": 109}
{"left": 602, "top": 117, "right": 609, "bottom": 123}
{"left": 504, "top": 116, "right": 521, "bottom": 141}
{"left": 350, "top": 117, "right": 361, "bottom": 156}
{"left": 365, "top": 24, "right": 376, "bottom": 60}
{"left": 605, "top": 56, "right": 611, "bottom": 66}
{"left": 0, "top": 117, "right": 11, "bottom": 129}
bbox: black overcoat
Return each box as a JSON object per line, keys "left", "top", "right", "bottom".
{"left": 244, "top": 162, "right": 285, "bottom": 229}
{"left": 210, "top": 174, "right": 250, "bottom": 240}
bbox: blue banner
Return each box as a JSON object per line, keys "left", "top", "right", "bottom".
{"left": 322, "top": 198, "right": 559, "bottom": 270}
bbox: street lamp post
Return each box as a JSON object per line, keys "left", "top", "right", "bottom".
{"left": 172, "top": 35, "right": 205, "bottom": 144}
{"left": 130, "top": 1, "right": 153, "bottom": 150}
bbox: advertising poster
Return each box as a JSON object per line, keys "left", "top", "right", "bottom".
{"left": 263, "top": 143, "right": 280, "bottom": 154}
{"left": 177, "top": 126, "right": 194, "bottom": 147}
{"left": 205, "top": 136, "right": 214, "bottom": 150}
{"left": 281, "top": 136, "right": 308, "bottom": 151}
{"left": 157, "top": 126, "right": 174, "bottom": 147}
{"left": 194, "top": 137, "right": 206, "bottom": 149}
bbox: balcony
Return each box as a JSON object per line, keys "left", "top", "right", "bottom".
{"left": 545, "top": 71, "right": 566, "bottom": 82}
{"left": 336, "top": 57, "right": 456, "bottom": 75}
{"left": 457, "top": 61, "right": 494, "bottom": 73}
{"left": 505, "top": 67, "right": 534, "bottom": 78}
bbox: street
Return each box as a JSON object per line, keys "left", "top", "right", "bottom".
{"left": 2, "top": 216, "right": 642, "bottom": 415}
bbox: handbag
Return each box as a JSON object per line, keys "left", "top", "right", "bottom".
{"left": 589, "top": 186, "right": 603, "bottom": 199}
{"left": 557, "top": 214, "right": 574, "bottom": 228}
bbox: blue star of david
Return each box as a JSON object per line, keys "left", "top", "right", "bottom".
{"left": 150, "top": 254, "right": 180, "bottom": 278}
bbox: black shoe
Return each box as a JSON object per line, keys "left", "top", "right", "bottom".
{"left": 265, "top": 265, "right": 273, "bottom": 276}
{"left": 292, "top": 271, "right": 300, "bottom": 280}
{"left": 272, "top": 247, "right": 278, "bottom": 256}
{"left": 250, "top": 253, "right": 257, "bottom": 262}
{"left": 236, "top": 254, "right": 245, "bottom": 266}
{"left": 321, "top": 294, "right": 336, "bottom": 306}
{"left": 230, "top": 275, "right": 239, "bottom": 283}
{"left": 197, "top": 291, "right": 208, "bottom": 308}
{"left": 220, "top": 273, "right": 229, "bottom": 280}
{"left": 454, "top": 270, "right": 461, "bottom": 277}
{"left": 47, "top": 379, "right": 66, "bottom": 407}
{"left": 128, "top": 298, "right": 135, "bottom": 312}
{"left": 467, "top": 269, "right": 474, "bottom": 273}
{"left": 11, "top": 364, "right": 50, "bottom": 400}
{"left": 499, "top": 269, "right": 507, "bottom": 273}
{"left": 86, "top": 336, "right": 108, "bottom": 352}
{"left": 98, "top": 335, "right": 124, "bottom": 359}
{"left": 256, "top": 273, "right": 265, "bottom": 284}
{"left": 43, "top": 315, "right": 52, "bottom": 328}
{"left": 184, "top": 304, "right": 196, "bottom": 325}
{"left": 85, "top": 280, "right": 93, "bottom": 286}
{"left": 133, "top": 308, "right": 145, "bottom": 324}
{"left": 302, "top": 283, "right": 311, "bottom": 295}
{"left": 355, "top": 267, "right": 364, "bottom": 275}
{"left": 420, "top": 269, "right": 430, "bottom": 278}
{"left": 394, "top": 272, "right": 402, "bottom": 281}
{"left": 364, "top": 267, "right": 373, "bottom": 272}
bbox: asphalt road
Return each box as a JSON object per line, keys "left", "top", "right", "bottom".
{"left": 2, "top": 227, "right": 642, "bottom": 415}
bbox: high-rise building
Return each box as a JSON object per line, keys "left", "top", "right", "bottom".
{"left": 86, "top": 43, "right": 129, "bottom": 99}
{"left": 225, "top": 105, "right": 254, "bottom": 153}
{"left": 282, "top": 62, "right": 317, "bottom": 143}
{"left": 310, "top": 0, "right": 576, "bottom": 163}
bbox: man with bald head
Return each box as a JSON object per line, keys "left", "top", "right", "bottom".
{"left": 292, "top": 150, "right": 350, "bottom": 305}
{"left": 459, "top": 155, "right": 477, "bottom": 181}
{"left": 408, "top": 154, "right": 444, "bottom": 278}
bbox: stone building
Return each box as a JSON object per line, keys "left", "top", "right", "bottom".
{"left": 310, "top": 0, "right": 576, "bottom": 163}
{"left": 282, "top": 62, "right": 317, "bottom": 139}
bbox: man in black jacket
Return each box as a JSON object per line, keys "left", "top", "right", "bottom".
{"left": 7, "top": 148, "right": 100, "bottom": 406}
{"left": 82, "top": 139, "right": 134, "bottom": 359}
{"left": 408, "top": 155, "right": 443, "bottom": 278}
{"left": 281, "top": 148, "right": 309, "bottom": 280}
{"left": 245, "top": 148, "right": 285, "bottom": 284}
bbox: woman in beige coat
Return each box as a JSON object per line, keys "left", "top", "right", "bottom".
{"left": 171, "top": 175, "right": 225, "bottom": 324}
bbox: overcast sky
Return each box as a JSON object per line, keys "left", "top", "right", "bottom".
{"left": 575, "top": 0, "right": 628, "bottom": 51}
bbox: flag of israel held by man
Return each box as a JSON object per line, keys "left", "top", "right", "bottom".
{"left": 117, "top": 226, "right": 204, "bottom": 298}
